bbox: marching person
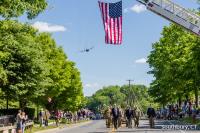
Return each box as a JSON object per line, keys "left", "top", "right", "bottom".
{"left": 104, "top": 106, "right": 112, "bottom": 128}
{"left": 125, "top": 106, "right": 133, "bottom": 128}
{"left": 111, "top": 104, "right": 120, "bottom": 130}
{"left": 118, "top": 106, "right": 123, "bottom": 128}
{"left": 147, "top": 104, "right": 156, "bottom": 128}
{"left": 134, "top": 107, "right": 140, "bottom": 127}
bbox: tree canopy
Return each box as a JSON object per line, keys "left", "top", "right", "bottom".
{"left": 0, "top": 20, "right": 84, "bottom": 111}
{"left": 0, "top": 0, "right": 85, "bottom": 113}
{"left": 86, "top": 85, "right": 157, "bottom": 113}
{"left": 0, "top": 0, "right": 48, "bottom": 19}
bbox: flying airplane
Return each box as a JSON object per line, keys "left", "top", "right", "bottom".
{"left": 80, "top": 47, "right": 94, "bottom": 53}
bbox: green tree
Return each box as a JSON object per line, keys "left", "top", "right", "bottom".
{"left": 0, "top": 0, "right": 48, "bottom": 19}
{"left": 54, "top": 66, "right": 84, "bottom": 112}
{"left": 0, "top": 0, "right": 84, "bottom": 113}
{"left": 0, "top": 20, "right": 50, "bottom": 108}
{"left": 86, "top": 85, "right": 125, "bottom": 112}
{"left": 0, "top": 20, "right": 84, "bottom": 111}
{"left": 148, "top": 24, "right": 200, "bottom": 107}
{"left": 120, "top": 85, "right": 156, "bottom": 112}
{"left": 86, "top": 85, "right": 156, "bottom": 113}
{"left": 34, "top": 33, "right": 84, "bottom": 112}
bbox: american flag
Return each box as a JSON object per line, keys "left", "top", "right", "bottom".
{"left": 98, "top": 1, "right": 122, "bottom": 45}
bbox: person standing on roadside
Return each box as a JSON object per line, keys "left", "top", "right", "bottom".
{"left": 55, "top": 110, "right": 61, "bottom": 127}
{"left": 39, "top": 109, "right": 44, "bottom": 127}
{"left": 147, "top": 104, "right": 156, "bottom": 128}
{"left": 43, "top": 109, "right": 50, "bottom": 126}
{"left": 21, "top": 111, "right": 28, "bottom": 133}
{"left": 16, "top": 110, "right": 23, "bottom": 133}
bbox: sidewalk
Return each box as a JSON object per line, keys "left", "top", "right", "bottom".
{"left": 34, "top": 120, "right": 92, "bottom": 133}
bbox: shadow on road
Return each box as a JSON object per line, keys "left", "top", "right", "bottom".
{"left": 115, "top": 130, "right": 163, "bottom": 132}
{"left": 88, "top": 132, "right": 108, "bottom": 133}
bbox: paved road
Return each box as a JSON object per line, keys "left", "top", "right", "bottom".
{"left": 51, "top": 119, "right": 200, "bottom": 133}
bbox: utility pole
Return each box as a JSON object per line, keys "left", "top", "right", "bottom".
{"left": 126, "top": 79, "right": 134, "bottom": 106}
{"left": 126, "top": 79, "right": 134, "bottom": 88}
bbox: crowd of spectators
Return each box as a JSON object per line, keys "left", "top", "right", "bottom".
{"left": 38, "top": 108, "right": 95, "bottom": 127}
{"left": 155, "top": 101, "right": 200, "bottom": 121}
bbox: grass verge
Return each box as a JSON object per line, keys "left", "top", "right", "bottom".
{"left": 179, "top": 117, "right": 200, "bottom": 127}
{"left": 25, "top": 119, "right": 90, "bottom": 133}
{"left": 25, "top": 125, "right": 58, "bottom": 133}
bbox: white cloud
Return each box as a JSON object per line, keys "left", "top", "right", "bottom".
{"left": 124, "top": 8, "right": 129, "bottom": 13}
{"left": 32, "top": 21, "right": 66, "bottom": 32}
{"left": 130, "top": 4, "right": 146, "bottom": 13}
{"left": 84, "top": 83, "right": 100, "bottom": 88}
{"left": 135, "top": 58, "right": 147, "bottom": 64}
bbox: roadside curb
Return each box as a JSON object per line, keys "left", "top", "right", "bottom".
{"left": 35, "top": 120, "right": 92, "bottom": 133}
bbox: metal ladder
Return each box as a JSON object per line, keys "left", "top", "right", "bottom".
{"left": 137, "top": 0, "right": 200, "bottom": 35}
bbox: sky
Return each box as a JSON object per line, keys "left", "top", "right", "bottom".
{"left": 19, "top": 0, "right": 200, "bottom": 96}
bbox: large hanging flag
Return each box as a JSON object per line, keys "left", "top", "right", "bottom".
{"left": 98, "top": 1, "right": 122, "bottom": 45}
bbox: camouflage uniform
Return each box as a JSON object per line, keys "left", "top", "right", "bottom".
{"left": 118, "top": 107, "right": 123, "bottom": 127}
{"left": 104, "top": 107, "right": 112, "bottom": 128}
{"left": 134, "top": 108, "right": 140, "bottom": 127}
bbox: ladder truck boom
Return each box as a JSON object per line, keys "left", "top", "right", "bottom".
{"left": 137, "top": 0, "right": 200, "bottom": 36}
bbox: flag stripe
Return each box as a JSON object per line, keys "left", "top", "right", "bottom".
{"left": 98, "top": 2, "right": 103, "bottom": 27}
{"left": 101, "top": 3, "right": 105, "bottom": 29}
{"left": 100, "top": 2, "right": 105, "bottom": 29}
{"left": 110, "top": 18, "right": 112, "bottom": 44}
{"left": 105, "top": 3, "right": 108, "bottom": 44}
{"left": 107, "top": 5, "right": 111, "bottom": 44}
{"left": 115, "top": 18, "right": 118, "bottom": 44}
{"left": 111, "top": 18, "right": 114, "bottom": 44}
{"left": 113, "top": 18, "right": 116, "bottom": 44}
{"left": 118, "top": 16, "right": 122, "bottom": 44}
{"left": 117, "top": 18, "right": 119, "bottom": 44}
{"left": 120, "top": 16, "right": 122, "bottom": 44}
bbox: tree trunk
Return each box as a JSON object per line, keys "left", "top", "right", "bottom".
{"left": 195, "top": 87, "right": 199, "bottom": 108}
{"left": 6, "top": 95, "right": 8, "bottom": 110}
{"left": 6, "top": 87, "right": 9, "bottom": 110}
{"left": 185, "top": 95, "right": 189, "bottom": 103}
{"left": 36, "top": 99, "right": 39, "bottom": 121}
{"left": 178, "top": 96, "right": 182, "bottom": 108}
{"left": 19, "top": 99, "right": 27, "bottom": 109}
